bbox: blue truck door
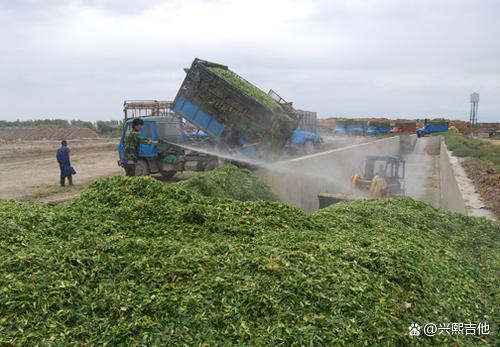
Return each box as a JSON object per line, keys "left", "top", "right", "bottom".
{"left": 139, "top": 121, "right": 158, "bottom": 157}
{"left": 118, "top": 121, "right": 131, "bottom": 160}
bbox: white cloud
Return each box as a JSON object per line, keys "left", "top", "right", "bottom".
{"left": 0, "top": 0, "right": 498, "bottom": 121}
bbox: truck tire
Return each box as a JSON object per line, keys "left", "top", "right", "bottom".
{"left": 304, "top": 141, "right": 315, "bottom": 155}
{"left": 160, "top": 170, "right": 176, "bottom": 179}
{"left": 135, "top": 160, "right": 150, "bottom": 176}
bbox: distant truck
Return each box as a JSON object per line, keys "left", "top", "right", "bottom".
{"left": 416, "top": 121, "right": 449, "bottom": 137}
{"left": 285, "top": 106, "right": 322, "bottom": 154}
{"left": 347, "top": 121, "right": 367, "bottom": 136}
{"left": 390, "top": 121, "right": 417, "bottom": 134}
{"left": 367, "top": 121, "right": 391, "bottom": 136}
{"left": 333, "top": 119, "right": 366, "bottom": 136}
{"left": 333, "top": 122, "right": 348, "bottom": 136}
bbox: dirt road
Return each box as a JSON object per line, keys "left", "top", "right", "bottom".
{"left": 0, "top": 139, "right": 122, "bottom": 203}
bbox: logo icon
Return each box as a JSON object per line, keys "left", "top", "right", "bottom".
{"left": 409, "top": 323, "right": 421, "bottom": 337}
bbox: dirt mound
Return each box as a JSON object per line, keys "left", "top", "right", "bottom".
{"left": 0, "top": 126, "right": 99, "bottom": 141}
{"left": 462, "top": 158, "right": 500, "bottom": 219}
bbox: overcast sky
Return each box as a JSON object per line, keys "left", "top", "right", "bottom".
{"left": 0, "top": 0, "right": 499, "bottom": 122}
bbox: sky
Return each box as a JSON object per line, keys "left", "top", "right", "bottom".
{"left": 0, "top": 0, "right": 499, "bottom": 122}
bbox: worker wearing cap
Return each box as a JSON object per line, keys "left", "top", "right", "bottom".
{"left": 122, "top": 118, "right": 159, "bottom": 176}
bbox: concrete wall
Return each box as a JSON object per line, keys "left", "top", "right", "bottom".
{"left": 439, "top": 141, "right": 495, "bottom": 219}
{"left": 256, "top": 137, "right": 400, "bottom": 212}
{"left": 439, "top": 141, "right": 467, "bottom": 214}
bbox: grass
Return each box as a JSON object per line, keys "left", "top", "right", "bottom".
{"left": 444, "top": 134, "right": 500, "bottom": 173}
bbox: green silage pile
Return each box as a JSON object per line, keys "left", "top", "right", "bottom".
{"left": 0, "top": 171, "right": 498, "bottom": 345}
{"left": 177, "top": 165, "right": 277, "bottom": 201}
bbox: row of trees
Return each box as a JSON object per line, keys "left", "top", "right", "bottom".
{"left": 0, "top": 119, "right": 122, "bottom": 135}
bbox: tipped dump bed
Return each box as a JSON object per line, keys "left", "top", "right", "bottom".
{"left": 172, "top": 58, "right": 300, "bottom": 152}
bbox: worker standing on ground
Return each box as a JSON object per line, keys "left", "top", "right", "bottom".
{"left": 122, "top": 118, "right": 159, "bottom": 176}
{"left": 56, "top": 140, "right": 76, "bottom": 186}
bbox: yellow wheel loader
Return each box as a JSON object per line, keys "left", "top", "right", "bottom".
{"left": 318, "top": 156, "right": 406, "bottom": 209}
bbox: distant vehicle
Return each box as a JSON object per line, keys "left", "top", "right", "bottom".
{"left": 417, "top": 121, "right": 449, "bottom": 137}
{"left": 280, "top": 104, "right": 322, "bottom": 154}
{"left": 366, "top": 126, "right": 391, "bottom": 136}
{"left": 333, "top": 124, "right": 348, "bottom": 136}
{"left": 332, "top": 120, "right": 366, "bottom": 136}
{"left": 488, "top": 129, "right": 500, "bottom": 137}
{"left": 288, "top": 129, "right": 322, "bottom": 154}
{"left": 347, "top": 123, "right": 367, "bottom": 136}
{"left": 390, "top": 121, "right": 417, "bottom": 133}
{"left": 366, "top": 121, "right": 391, "bottom": 136}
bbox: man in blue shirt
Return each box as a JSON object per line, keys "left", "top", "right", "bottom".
{"left": 56, "top": 140, "right": 76, "bottom": 186}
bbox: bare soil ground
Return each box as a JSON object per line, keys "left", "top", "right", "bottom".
{"left": 462, "top": 158, "right": 500, "bottom": 219}
{"left": 484, "top": 139, "right": 500, "bottom": 146}
{"left": 0, "top": 126, "right": 99, "bottom": 142}
{"left": 0, "top": 138, "right": 122, "bottom": 203}
{"left": 0, "top": 135, "right": 386, "bottom": 204}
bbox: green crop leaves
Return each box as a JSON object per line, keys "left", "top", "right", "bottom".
{"left": 177, "top": 165, "right": 278, "bottom": 202}
{"left": 0, "top": 168, "right": 498, "bottom": 345}
{"left": 208, "top": 67, "right": 283, "bottom": 112}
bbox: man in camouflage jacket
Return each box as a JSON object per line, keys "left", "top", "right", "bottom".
{"left": 122, "top": 118, "right": 159, "bottom": 176}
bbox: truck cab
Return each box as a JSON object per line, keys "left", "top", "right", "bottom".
{"left": 416, "top": 121, "right": 449, "bottom": 137}
{"left": 118, "top": 100, "right": 218, "bottom": 177}
{"left": 269, "top": 93, "right": 322, "bottom": 154}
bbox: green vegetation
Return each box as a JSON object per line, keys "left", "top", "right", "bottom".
{"left": 208, "top": 67, "right": 283, "bottom": 112}
{"left": 0, "top": 168, "right": 498, "bottom": 345}
{"left": 0, "top": 119, "right": 73, "bottom": 128}
{"left": 177, "top": 165, "right": 277, "bottom": 201}
{"left": 0, "top": 119, "right": 121, "bottom": 136}
{"left": 445, "top": 133, "right": 500, "bottom": 172}
{"left": 0, "top": 119, "right": 122, "bottom": 136}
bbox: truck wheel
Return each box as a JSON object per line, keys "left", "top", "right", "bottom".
{"left": 304, "top": 141, "right": 315, "bottom": 155}
{"left": 160, "top": 170, "right": 176, "bottom": 179}
{"left": 135, "top": 160, "right": 150, "bottom": 176}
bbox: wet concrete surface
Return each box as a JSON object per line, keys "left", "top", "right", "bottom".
{"left": 403, "top": 137, "right": 441, "bottom": 207}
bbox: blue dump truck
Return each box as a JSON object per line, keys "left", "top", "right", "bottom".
{"left": 366, "top": 120, "right": 391, "bottom": 136}
{"left": 118, "top": 59, "right": 320, "bottom": 176}
{"left": 332, "top": 119, "right": 366, "bottom": 136}
{"left": 118, "top": 100, "right": 220, "bottom": 177}
{"left": 347, "top": 121, "right": 367, "bottom": 136}
{"left": 416, "top": 120, "right": 449, "bottom": 137}
{"left": 282, "top": 104, "right": 322, "bottom": 154}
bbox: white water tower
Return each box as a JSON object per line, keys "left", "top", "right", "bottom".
{"left": 470, "top": 92, "right": 479, "bottom": 127}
